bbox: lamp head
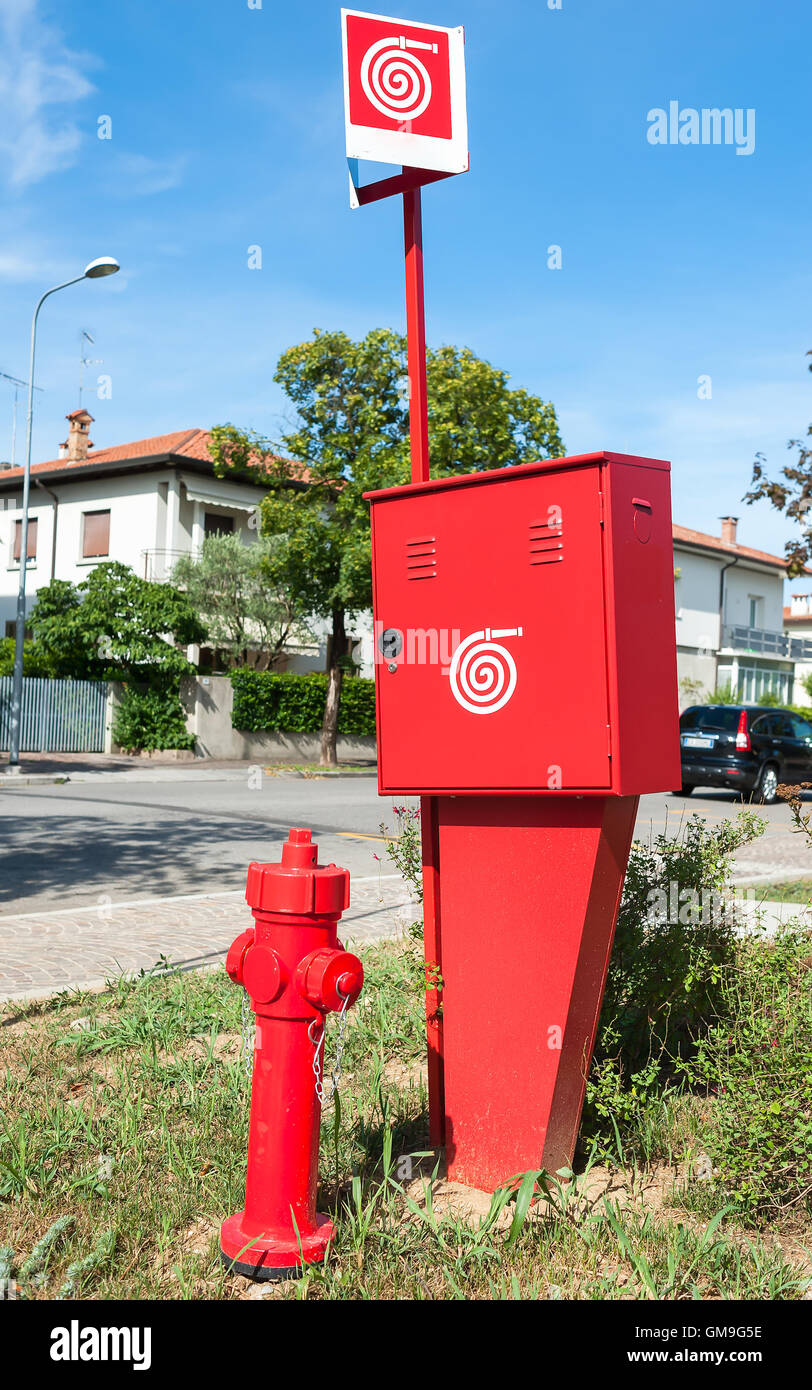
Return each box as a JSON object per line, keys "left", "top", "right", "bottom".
{"left": 84, "top": 256, "right": 120, "bottom": 279}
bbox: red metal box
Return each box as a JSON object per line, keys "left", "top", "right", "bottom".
{"left": 366, "top": 451, "right": 680, "bottom": 795}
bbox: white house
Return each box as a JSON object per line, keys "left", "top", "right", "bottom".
{"left": 0, "top": 409, "right": 347, "bottom": 672}
{"left": 783, "top": 595, "right": 812, "bottom": 705}
{"left": 674, "top": 515, "right": 811, "bottom": 707}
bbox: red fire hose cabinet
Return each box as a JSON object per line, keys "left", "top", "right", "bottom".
{"left": 366, "top": 451, "right": 680, "bottom": 1191}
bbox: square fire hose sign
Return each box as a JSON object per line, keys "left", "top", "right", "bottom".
{"left": 341, "top": 8, "right": 468, "bottom": 173}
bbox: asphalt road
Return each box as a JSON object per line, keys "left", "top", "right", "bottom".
{"left": 0, "top": 774, "right": 807, "bottom": 915}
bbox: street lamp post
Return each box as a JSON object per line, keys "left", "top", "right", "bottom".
{"left": 5, "top": 256, "right": 120, "bottom": 772}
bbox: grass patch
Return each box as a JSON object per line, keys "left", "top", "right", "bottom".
{"left": 1, "top": 935, "right": 810, "bottom": 1301}
{"left": 261, "top": 762, "right": 375, "bottom": 777}
{"left": 749, "top": 880, "right": 812, "bottom": 905}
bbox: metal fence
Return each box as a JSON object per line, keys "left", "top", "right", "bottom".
{"left": 0, "top": 677, "right": 109, "bottom": 753}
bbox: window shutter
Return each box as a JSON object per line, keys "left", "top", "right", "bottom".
{"left": 83, "top": 510, "right": 110, "bottom": 557}
{"left": 13, "top": 518, "right": 37, "bottom": 560}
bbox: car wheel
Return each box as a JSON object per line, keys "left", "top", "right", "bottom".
{"left": 757, "top": 764, "right": 779, "bottom": 805}
{"left": 673, "top": 783, "right": 695, "bottom": 796}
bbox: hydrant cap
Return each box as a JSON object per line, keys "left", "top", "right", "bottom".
{"left": 245, "top": 827, "right": 350, "bottom": 916}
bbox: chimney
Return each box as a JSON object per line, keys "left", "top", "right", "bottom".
{"left": 720, "top": 515, "right": 738, "bottom": 547}
{"left": 791, "top": 593, "right": 812, "bottom": 617}
{"left": 59, "top": 408, "right": 94, "bottom": 463}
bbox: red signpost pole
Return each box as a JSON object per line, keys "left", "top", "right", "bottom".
{"left": 402, "top": 185, "right": 430, "bottom": 484}
{"left": 402, "top": 183, "right": 445, "bottom": 1146}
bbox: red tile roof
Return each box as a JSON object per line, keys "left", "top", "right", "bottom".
{"left": 784, "top": 604, "right": 812, "bottom": 624}
{"left": 0, "top": 425, "right": 317, "bottom": 488}
{"left": 0, "top": 428, "right": 215, "bottom": 482}
{"left": 673, "top": 523, "right": 795, "bottom": 572}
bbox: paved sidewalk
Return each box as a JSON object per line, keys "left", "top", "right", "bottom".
{"left": 0, "top": 874, "right": 419, "bottom": 1005}
{"left": 732, "top": 828, "right": 812, "bottom": 885}
{"left": 2, "top": 870, "right": 807, "bottom": 1008}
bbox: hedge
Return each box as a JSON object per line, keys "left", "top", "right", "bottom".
{"left": 113, "top": 684, "right": 195, "bottom": 752}
{"left": 230, "top": 670, "right": 376, "bottom": 737}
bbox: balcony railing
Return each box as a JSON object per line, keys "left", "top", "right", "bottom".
{"left": 722, "top": 624, "right": 812, "bottom": 661}
{"left": 140, "top": 548, "right": 197, "bottom": 581}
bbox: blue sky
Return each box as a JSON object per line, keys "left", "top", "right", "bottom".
{"left": 0, "top": 0, "right": 809, "bottom": 586}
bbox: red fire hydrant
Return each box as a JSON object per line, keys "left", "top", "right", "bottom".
{"left": 220, "top": 828, "right": 363, "bottom": 1280}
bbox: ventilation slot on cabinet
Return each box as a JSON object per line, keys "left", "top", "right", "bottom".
{"left": 528, "top": 519, "right": 563, "bottom": 566}
{"left": 406, "top": 536, "right": 437, "bottom": 581}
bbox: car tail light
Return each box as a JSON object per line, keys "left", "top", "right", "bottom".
{"left": 736, "top": 710, "right": 751, "bottom": 751}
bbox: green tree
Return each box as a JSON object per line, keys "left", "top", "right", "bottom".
{"left": 744, "top": 350, "right": 812, "bottom": 576}
{"left": 0, "top": 636, "right": 54, "bottom": 677}
{"left": 171, "top": 533, "right": 308, "bottom": 670}
{"left": 209, "top": 327, "right": 564, "bottom": 763}
{"left": 27, "top": 563, "right": 207, "bottom": 752}
{"left": 28, "top": 563, "right": 205, "bottom": 682}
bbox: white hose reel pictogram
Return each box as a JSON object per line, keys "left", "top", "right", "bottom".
{"left": 448, "top": 627, "right": 523, "bottom": 715}
{"left": 360, "top": 33, "right": 438, "bottom": 123}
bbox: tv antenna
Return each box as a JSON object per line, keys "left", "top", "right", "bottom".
{"left": 0, "top": 371, "right": 44, "bottom": 470}
{"left": 79, "top": 330, "right": 102, "bottom": 408}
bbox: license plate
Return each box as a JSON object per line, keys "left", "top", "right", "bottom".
{"left": 683, "top": 736, "right": 714, "bottom": 749}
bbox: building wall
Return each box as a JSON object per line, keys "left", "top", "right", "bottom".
{"left": 674, "top": 548, "right": 722, "bottom": 654}
{"left": 723, "top": 564, "right": 783, "bottom": 631}
{"left": 675, "top": 648, "right": 717, "bottom": 707}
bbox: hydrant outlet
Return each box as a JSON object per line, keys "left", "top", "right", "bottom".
{"left": 225, "top": 929, "right": 254, "bottom": 986}
{"left": 242, "top": 944, "right": 286, "bottom": 1005}
{"left": 296, "top": 947, "right": 364, "bottom": 1013}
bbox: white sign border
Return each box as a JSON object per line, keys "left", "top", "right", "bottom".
{"left": 341, "top": 8, "right": 469, "bottom": 175}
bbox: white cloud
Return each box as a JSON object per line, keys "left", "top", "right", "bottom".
{"left": 0, "top": 0, "right": 96, "bottom": 188}
{"left": 109, "top": 153, "right": 187, "bottom": 198}
{"left": 0, "top": 247, "right": 58, "bottom": 280}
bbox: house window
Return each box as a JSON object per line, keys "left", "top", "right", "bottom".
{"left": 82, "top": 509, "right": 110, "bottom": 558}
{"left": 748, "top": 596, "right": 763, "bottom": 628}
{"left": 13, "top": 517, "right": 37, "bottom": 562}
{"left": 736, "top": 660, "right": 790, "bottom": 704}
{"left": 204, "top": 512, "right": 234, "bottom": 537}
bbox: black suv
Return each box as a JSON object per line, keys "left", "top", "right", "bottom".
{"left": 678, "top": 704, "right": 812, "bottom": 804}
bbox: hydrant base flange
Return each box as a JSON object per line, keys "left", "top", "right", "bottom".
{"left": 219, "top": 1210, "right": 334, "bottom": 1282}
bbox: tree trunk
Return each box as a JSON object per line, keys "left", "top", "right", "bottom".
{"left": 320, "top": 606, "right": 346, "bottom": 766}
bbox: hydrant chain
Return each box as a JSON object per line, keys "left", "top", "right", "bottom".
{"left": 241, "top": 988, "right": 255, "bottom": 1078}
{"left": 310, "top": 982, "right": 352, "bottom": 1108}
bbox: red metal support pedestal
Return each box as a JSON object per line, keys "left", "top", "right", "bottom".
{"left": 220, "top": 828, "right": 363, "bottom": 1280}
{"left": 433, "top": 795, "right": 638, "bottom": 1190}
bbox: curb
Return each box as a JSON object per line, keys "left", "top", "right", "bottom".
{"left": 0, "top": 767, "right": 378, "bottom": 787}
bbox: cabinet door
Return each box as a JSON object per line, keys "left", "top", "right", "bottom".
{"left": 371, "top": 464, "right": 611, "bottom": 792}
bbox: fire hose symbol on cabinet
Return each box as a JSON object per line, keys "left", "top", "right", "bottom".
{"left": 448, "top": 627, "right": 523, "bottom": 715}
{"left": 360, "top": 34, "right": 438, "bottom": 123}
